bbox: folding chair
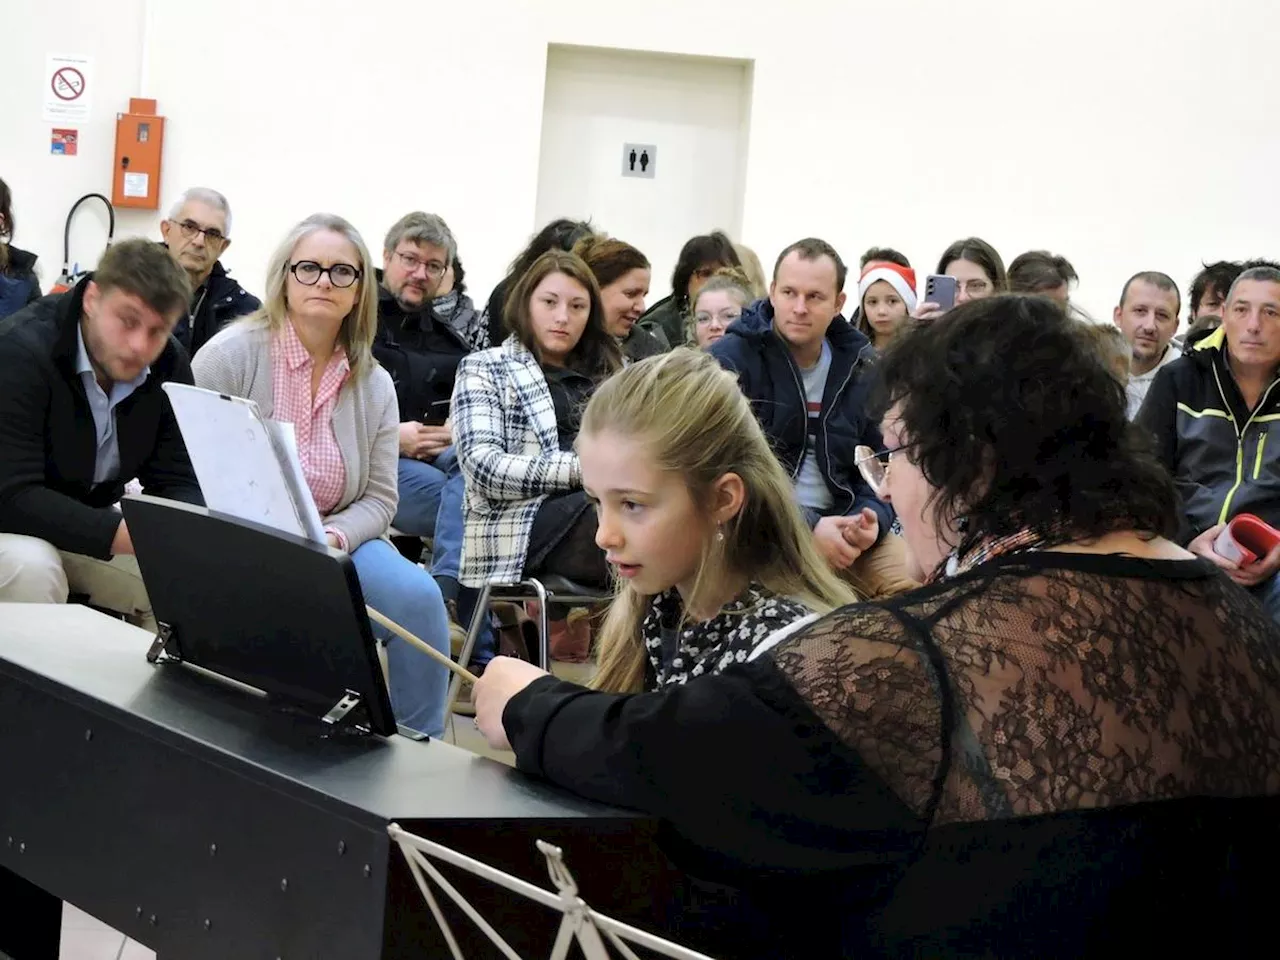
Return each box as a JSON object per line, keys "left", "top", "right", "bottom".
{"left": 445, "top": 576, "right": 611, "bottom": 720}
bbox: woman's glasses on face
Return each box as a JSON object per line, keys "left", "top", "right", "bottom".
{"left": 289, "top": 261, "right": 361, "bottom": 288}
{"left": 695, "top": 308, "right": 741, "bottom": 327}
{"left": 854, "top": 444, "right": 907, "bottom": 495}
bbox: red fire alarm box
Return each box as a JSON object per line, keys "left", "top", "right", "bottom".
{"left": 112, "top": 98, "right": 165, "bottom": 209}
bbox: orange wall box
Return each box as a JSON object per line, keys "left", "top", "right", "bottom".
{"left": 112, "top": 98, "right": 165, "bottom": 209}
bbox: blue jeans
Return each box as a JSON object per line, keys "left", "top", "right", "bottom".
{"left": 430, "top": 458, "right": 497, "bottom": 669}
{"left": 350, "top": 537, "right": 450, "bottom": 738}
{"left": 393, "top": 447, "right": 457, "bottom": 539}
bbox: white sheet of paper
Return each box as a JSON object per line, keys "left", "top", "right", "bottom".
{"left": 163, "top": 383, "right": 325, "bottom": 543}
{"left": 122, "top": 172, "right": 148, "bottom": 198}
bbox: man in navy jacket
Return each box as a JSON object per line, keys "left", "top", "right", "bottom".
{"left": 710, "top": 238, "right": 915, "bottom": 598}
{"left": 0, "top": 238, "right": 203, "bottom": 626}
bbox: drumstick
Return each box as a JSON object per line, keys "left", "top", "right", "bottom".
{"left": 366, "top": 606, "right": 479, "bottom": 685}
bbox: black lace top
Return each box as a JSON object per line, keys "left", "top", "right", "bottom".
{"left": 641, "top": 584, "right": 814, "bottom": 690}
{"left": 504, "top": 552, "right": 1280, "bottom": 958}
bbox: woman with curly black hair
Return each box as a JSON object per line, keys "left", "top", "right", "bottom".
{"left": 474, "top": 294, "right": 1280, "bottom": 959}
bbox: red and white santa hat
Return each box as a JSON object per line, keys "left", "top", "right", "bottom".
{"left": 859, "top": 261, "right": 918, "bottom": 313}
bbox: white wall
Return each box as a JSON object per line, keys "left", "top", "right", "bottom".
{"left": 3, "top": 0, "right": 1277, "bottom": 322}
{"left": 0, "top": 0, "right": 151, "bottom": 286}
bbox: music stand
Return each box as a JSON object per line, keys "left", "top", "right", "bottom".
{"left": 122, "top": 494, "right": 397, "bottom": 737}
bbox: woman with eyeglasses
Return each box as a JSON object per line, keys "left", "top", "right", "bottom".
{"left": 472, "top": 294, "right": 1280, "bottom": 958}
{"left": 914, "top": 236, "right": 1008, "bottom": 321}
{"left": 193, "top": 213, "right": 453, "bottom": 739}
{"left": 638, "top": 230, "right": 742, "bottom": 348}
{"left": 687, "top": 268, "right": 754, "bottom": 350}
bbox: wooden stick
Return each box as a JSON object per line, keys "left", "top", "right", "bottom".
{"left": 367, "top": 606, "right": 479, "bottom": 685}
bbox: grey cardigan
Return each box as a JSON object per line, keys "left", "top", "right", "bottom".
{"left": 192, "top": 320, "right": 400, "bottom": 552}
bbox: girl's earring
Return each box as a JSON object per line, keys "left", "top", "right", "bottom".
{"left": 716, "top": 527, "right": 725, "bottom": 543}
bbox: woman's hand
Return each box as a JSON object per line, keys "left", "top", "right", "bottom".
{"left": 912, "top": 301, "right": 946, "bottom": 323}
{"left": 473, "top": 656, "right": 551, "bottom": 751}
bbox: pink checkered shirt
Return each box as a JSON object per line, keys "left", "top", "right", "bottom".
{"left": 272, "top": 322, "right": 350, "bottom": 544}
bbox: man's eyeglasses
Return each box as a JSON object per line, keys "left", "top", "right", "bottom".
{"left": 854, "top": 444, "right": 908, "bottom": 494}
{"left": 175, "top": 220, "right": 227, "bottom": 245}
{"left": 395, "top": 251, "right": 447, "bottom": 280}
{"left": 289, "top": 261, "right": 362, "bottom": 288}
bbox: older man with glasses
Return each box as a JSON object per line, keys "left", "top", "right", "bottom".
{"left": 372, "top": 212, "right": 472, "bottom": 547}
{"left": 158, "top": 187, "right": 261, "bottom": 356}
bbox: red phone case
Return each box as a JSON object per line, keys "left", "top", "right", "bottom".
{"left": 1230, "top": 514, "right": 1280, "bottom": 560}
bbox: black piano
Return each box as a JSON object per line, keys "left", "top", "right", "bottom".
{"left": 0, "top": 604, "right": 677, "bottom": 959}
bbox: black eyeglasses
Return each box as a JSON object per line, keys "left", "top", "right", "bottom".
{"left": 175, "top": 219, "right": 227, "bottom": 244}
{"left": 289, "top": 261, "right": 362, "bottom": 288}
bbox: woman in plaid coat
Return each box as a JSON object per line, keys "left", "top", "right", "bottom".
{"left": 452, "top": 250, "right": 622, "bottom": 588}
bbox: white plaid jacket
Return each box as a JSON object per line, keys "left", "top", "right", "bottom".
{"left": 452, "top": 339, "right": 582, "bottom": 585}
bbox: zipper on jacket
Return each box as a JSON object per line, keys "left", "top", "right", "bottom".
{"left": 780, "top": 344, "right": 807, "bottom": 481}
{"left": 1212, "top": 361, "right": 1280, "bottom": 524}
{"left": 1255, "top": 432, "right": 1269, "bottom": 480}
{"left": 821, "top": 363, "right": 860, "bottom": 507}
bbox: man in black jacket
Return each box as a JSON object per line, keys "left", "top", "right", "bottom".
{"left": 1138, "top": 265, "right": 1280, "bottom": 618}
{"left": 711, "top": 238, "right": 915, "bottom": 598}
{"left": 0, "top": 238, "right": 204, "bottom": 626}
{"left": 159, "top": 187, "right": 260, "bottom": 356}
{"left": 375, "top": 212, "right": 471, "bottom": 540}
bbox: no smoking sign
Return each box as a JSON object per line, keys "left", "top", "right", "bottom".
{"left": 43, "top": 54, "right": 93, "bottom": 122}
{"left": 51, "top": 67, "right": 85, "bottom": 101}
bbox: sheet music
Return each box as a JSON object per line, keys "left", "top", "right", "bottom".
{"left": 163, "top": 383, "right": 325, "bottom": 543}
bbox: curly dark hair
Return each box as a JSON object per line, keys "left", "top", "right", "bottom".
{"left": 1188, "top": 261, "right": 1242, "bottom": 321}
{"left": 871, "top": 295, "right": 1179, "bottom": 569}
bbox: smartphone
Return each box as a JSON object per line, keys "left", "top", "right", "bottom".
{"left": 924, "top": 274, "right": 958, "bottom": 312}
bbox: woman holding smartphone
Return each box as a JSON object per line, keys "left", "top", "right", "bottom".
{"left": 915, "top": 236, "right": 1007, "bottom": 321}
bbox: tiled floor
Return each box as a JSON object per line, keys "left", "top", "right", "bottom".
{"left": 53, "top": 660, "right": 595, "bottom": 958}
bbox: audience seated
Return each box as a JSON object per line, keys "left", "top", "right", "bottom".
{"left": 638, "top": 230, "right": 740, "bottom": 348}
{"left": 916, "top": 236, "right": 1007, "bottom": 320}
{"left": 1113, "top": 270, "right": 1181, "bottom": 419}
{"left": 192, "top": 213, "right": 452, "bottom": 738}
{"left": 481, "top": 218, "right": 597, "bottom": 350}
{"left": 1080, "top": 321, "right": 1133, "bottom": 386}
{"left": 475, "top": 295, "right": 1280, "bottom": 959}
{"left": 1187, "top": 259, "right": 1242, "bottom": 335}
{"left": 159, "top": 187, "right": 260, "bottom": 355}
{"left": 859, "top": 246, "right": 911, "bottom": 270}
{"left": 372, "top": 212, "right": 468, "bottom": 541}
{"left": 0, "top": 177, "right": 41, "bottom": 319}
{"left": 688, "top": 269, "right": 754, "bottom": 350}
{"left": 580, "top": 350, "right": 856, "bottom": 694}
{"left": 732, "top": 242, "right": 768, "bottom": 298}
{"left": 431, "top": 254, "right": 486, "bottom": 352}
{"left": 710, "top": 237, "right": 916, "bottom": 599}
{"left": 1138, "top": 265, "right": 1280, "bottom": 620}
{"left": 855, "top": 259, "right": 916, "bottom": 351}
{"left": 1007, "top": 249, "right": 1077, "bottom": 304}
{"left": 0, "top": 238, "right": 202, "bottom": 627}
{"left": 574, "top": 237, "right": 666, "bottom": 362}
{"left": 452, "top": 249, "right": 621, "bottom": 590}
